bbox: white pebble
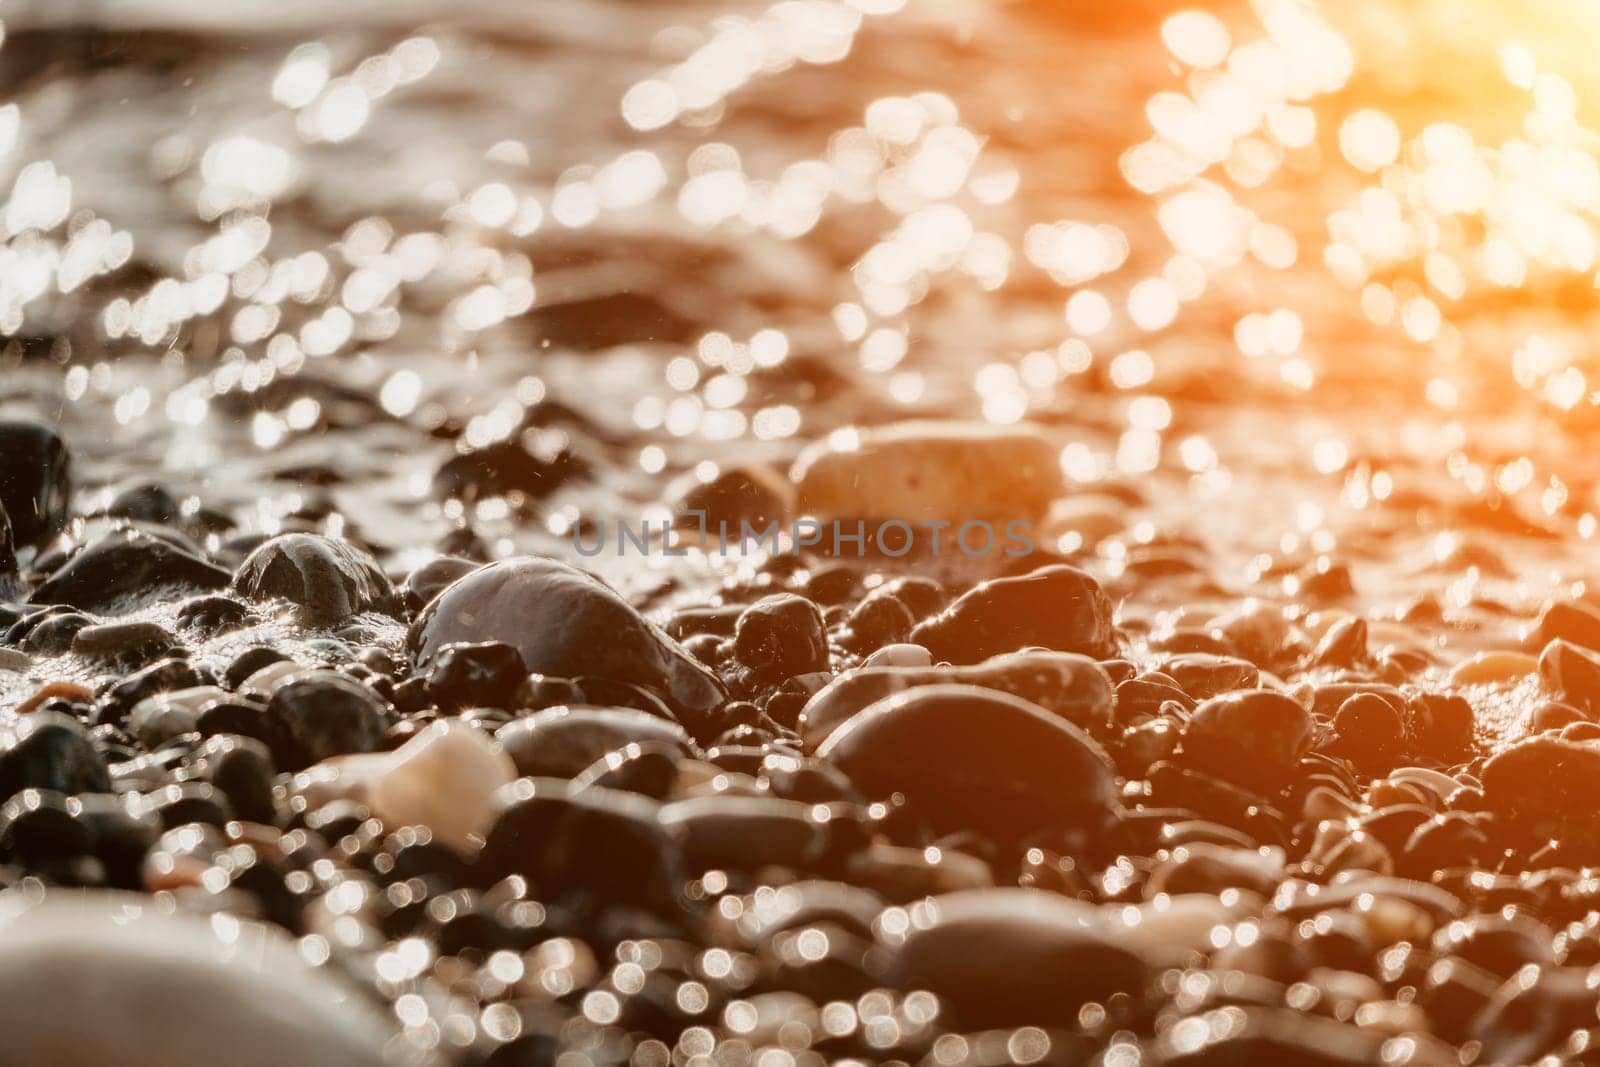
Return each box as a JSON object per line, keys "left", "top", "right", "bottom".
{"left": 368, "top": 719, "right": 517, "bottom": 850}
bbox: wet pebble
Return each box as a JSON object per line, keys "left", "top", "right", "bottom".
{"left": 791, "top": 420, "right": 1062, "bottom": 522}
{"left": 817, "top": 684, "right": 1116, "bottom": 841}
{"left": 0, "top": 711, "right": 110, "bottom": 800}
{"left": 909, "top": 564, "right": 1118, "bottom": 664}
{"left": 1181, "top": 689, "right": 1313, "bottom": 794}
{"left": 265, "top": 670, "right": 390, "bottom": 770}
{"left": 798, "top": 649, "right": 1114, "bottom": 747}
{"left": 408, "top": 556, "right": 726, "bottom": 720}
{"left": 33, "top": 527, "right": 231, "bottom": 613}
{"left": 365, "top": 718, "right": 516, "bottom": 850}
{"left": 232, "top": 533, "right": 397, "bottom": 627}
{"left": 496, "top": 707, "right": 692, "bottom": 779}
{"left": 70, "top": 620, "right": 179, "bottom": 661}
{"left": 479, "top": 778, "right": 682, "bottom": 912}
{"left": 884, "top": 889, "right": 1155, "bottom": 1028}
{"left": 1538, "top": 637, "right": 1600, "bottom": 713}
{"left": 732, "top": 593, "right": 829, "bottom": 680}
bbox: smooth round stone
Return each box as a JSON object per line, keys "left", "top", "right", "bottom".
{"left": 232, "top": 533, "right": 397, "bottom": 627}
{"left": 408, "top": 557, "right": 726, "bottom": 717}
{"left": 658, "top": 795, "right": 830, "bottom": 873}
{"left": 398, "top": 556, "right": 478, "bottom": 614}
{"left": 0, "top": 647, "right": 30, "bottom": 673}
{"left": 0, "top": 891, "right": 403, "bottom": 1067}
{"left": 1539, "top": 638, "right": 1600, "bottom": 713}
{"left": 1158, "top": 653, "right": 1259, "bottom": 700}
{"left": 1481, "top": 736, "right": 1600, "bottom": 849}
{"left": 480, "top": 778, "right": 682, "bottom": 910}
{"left": 238, "top": 660, "right": 310, "bottom": 701}
{"left": 30, "top": 529, "right": 230, "bottom": 613}
{"left": 1529, "top": 599, "right": 1600, "bottom": 653}
{"left": 265, "top": 671, "right": 389, "bottom": 769}
{"left": 909, "top": 565, "right": 1118, "bottom": 665}
{"left": 186, "top": 735, "right": 277, "bottom": 825}
{"left": 128, "top": 686, "right": 229, "bottom": 747}
{"left": 884, "top": 889, "right": 1155, "bottom": 1027}
{"left": 1324, "top": 692, "right": 1406, "bottom": 774}
{"left": 571, "top": 741, "right": 681, "bottom": 799}
{"left": 224, "top": 646, "right": 290, "bottom": 691}
{"left": 1146, "top": 842, "right": 1285, "bottom": 897}
{"left": 0, "top": 417, "right": 71, "bottom": 548}
{"left": 799, "top": 650, "right": 1113, "bottom": 749}
{"left": 0, "top": 711, "right": 110, "bottom": 801}
{"left": 0, "top": 789, "right": 89, "bottom": 865}
{"left": 818, "top": 684, "right": 1116, "bottom": 839}
{"left": 860, "top": 643, "right": 933, "bottom": 668}
{"left": 496, "top": 707, "right": 692, "bottom": 780}
{"left": 1182, "top": 689, "right": 1313, "bottom": 794}
{"left": 367, "top": 719, "right": 517, "bottom": 850}
{"left": 71, "top": 620, "right": 178, "bottom": 661}
{"left": 17, "top": 610, "right": 95, "bottom": 654}
{"left": 790, "top": 420, "right": 1062, "bottom": 523}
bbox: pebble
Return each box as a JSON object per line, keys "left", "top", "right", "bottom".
{"left": 408, "top": 556, "right": 726, "bottom": 718}
{"left": 127, "top": 686, "right": 229, "bottom": 747}
{"left": 797, "top": 649, "right": 1114, "bottom": 747}
{"left": 1538, "top": 637, "right": 1600, "bottom": 712}
{"left": 479, "top": 777, "right": 683, "bottom": 911}
{"left": 860, "top": 642, "right": 933, "bottom": 668}
{"left": 1481, "top": 735, "right": 1600, "bottom": 854}
{"left": 0, "top": 418, "right": 72, "bottom": 548}
{"left": 884, "top": 889, "right": 1155, "bottom": 1028}
{"left": 496, "top": 707, "right": 692, "bottom": 779}
{"left": 366, "top": 719, "right": 516, "bottom": 850}
{"left": 0, "top": 711, "right": 110, "bottom": 800}
{"left": 232, "top": 533, "right": 398, "bottom": 626}
{"left": 30, "top": 529, "right": 231, "bottom": 612}
{"left": 398, "top": 556, "right": 478, "bottom": 614}
{"left": 1449, "top": 649, "right": 1538, "bottom": 685}
{"left": 791, "top": 420, "right": 1062, "bottom": 522}
{"left": 1157, "top": 652, "right": 1259, "bottom": 700}
{"left": 817, "top": 684, "right": 1116, "bottom": 841}
{"left": 187, "top": 734, "right": 278, "bottom": 824}
{"left": 0, "top": 892, "right": 398, "bottom": 1067}
{"left": 1324, "top": 692, "right": 1407, "bottom": 774}
{"left": 0, "top": 647, "right": 31, "bottom": 673}
{"left": 732, "top": 593, "right": 829, "bottom": 679}
{"left": 70, "top": 620, "right": 179, "bottom": 661}
{"left": 1181, "top": 688, "right": 1314, "bottom": 794}
{"left": 237, "top": 659, "right": 308, "bottom": 700}
{"left": 909, "top": 564, "right": 1118, "bottom": 664}
{"left": 173, "top": 593, "right": 252, "bottom": 637}
{"left": 1528, "top": 598, "right": 1600, "bottom": 652}
{"left": 265, "top": 670, "right": 390, "bottom": 769}
{"left": 424, "top": 640, "right": 529, "bottom": 710}
{"left": 658, "top": 795, "right": 830, "bottom": 873}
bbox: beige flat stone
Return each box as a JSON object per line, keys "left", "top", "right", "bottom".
{"left": 791, "top": 420, "right": 1061, "bottom": 523}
